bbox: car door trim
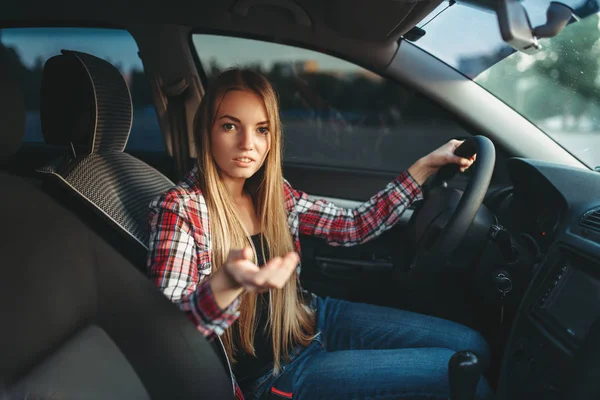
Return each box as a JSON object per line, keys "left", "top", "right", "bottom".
{"left": 307, "top": 194, "right": 414, "bottom": 223}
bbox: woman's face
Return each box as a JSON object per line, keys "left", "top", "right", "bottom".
{"left": 211, "top": 90, "right": 271, "bottom": 183}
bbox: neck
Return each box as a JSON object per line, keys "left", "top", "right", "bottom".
{"left": 221, "top": 176, "right": 247, "bottom": 202}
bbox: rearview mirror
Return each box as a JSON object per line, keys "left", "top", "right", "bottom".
{"left": 497, "top": 0, "right": 575, "bottom": 54}
{"left": 497, "top": 0, "right": 541, "bottom": 54}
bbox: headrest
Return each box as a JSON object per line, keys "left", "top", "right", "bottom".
{"left": 41, "top": 50, "right": 132, "bottom": 154}
{"left": 0, "top": 57, "right": 25, "bottom": 163}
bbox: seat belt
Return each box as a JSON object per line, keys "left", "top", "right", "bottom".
{"left": 162, "top": 78, "right": 192, "bottom": 180}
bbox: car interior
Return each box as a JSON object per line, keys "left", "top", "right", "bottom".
{"left": 2, "top": 0, "right": 600, "bottom": 399}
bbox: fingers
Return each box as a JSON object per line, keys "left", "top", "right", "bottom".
{"left": 243, "top": 252, "right": 300, "bottom": 292}
{"left": 458, "top": 157, "right": 474, "bottom": 172}
{"left": 446, "top": 140, "right": 476, "bottom": 172}
{"left": 429, "top": 139, "right": 475, "bottom": 173}
{"left": 226, "top": 249, "right": 300, "bottom": 292}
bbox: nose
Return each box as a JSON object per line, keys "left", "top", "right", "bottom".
{"left": 238, "top": 127, "right": 254, "bottom": 151}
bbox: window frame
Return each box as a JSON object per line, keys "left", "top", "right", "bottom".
{"left": 189, "top": 30, "right": 483, "bottom": 176}
{"left": 0, "top": 25, "right": 166, "bottom": 153}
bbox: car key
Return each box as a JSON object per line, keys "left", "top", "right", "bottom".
{"left": 493, "top": 271, "right": 512, "bottom": 324}
{"left": 500, "top": 295, "right": 505, "bottom": 324}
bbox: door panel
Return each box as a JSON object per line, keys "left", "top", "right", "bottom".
{"left": 284, "top": 165, "right": 418, "bottom": 307}
{"left": 299, "top": 224, "right": 415, "bottom": 307}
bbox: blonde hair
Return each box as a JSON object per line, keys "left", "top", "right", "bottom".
{"left": 194, "top": 68, "right": 315, "bottom": 373}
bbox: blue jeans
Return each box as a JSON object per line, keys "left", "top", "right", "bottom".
{"left": 247, "top": 296, "right": 494, "bottom": 400}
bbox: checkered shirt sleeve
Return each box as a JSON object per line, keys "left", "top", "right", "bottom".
{"left": 283, "top": 171, "right": 423, "bottom": 246}
{"left": 147, "top": 189, "right": 241, "bottom": 341}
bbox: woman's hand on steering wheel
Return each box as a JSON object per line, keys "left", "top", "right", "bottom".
{"left": 408, "top": 139, "right": 477, "bottom": 186}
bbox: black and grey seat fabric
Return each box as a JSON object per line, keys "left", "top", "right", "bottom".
{"left": 38, "top": 50, "right": 174, "bottom": 265}
{"left": 1, "top": 176, "right": 234, "bottom": 400}
{"left": 0, "top": 56, "right": 24, "bottom": 171}
{"left": 0, "top": 61, "right": 233, "bottom": 400}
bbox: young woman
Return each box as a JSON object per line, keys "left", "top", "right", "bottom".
{"left": 148, "top": 69, "right": 492, "bottom": 400}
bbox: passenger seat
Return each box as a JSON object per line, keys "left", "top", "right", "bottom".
{"left": 38, "top": 50, "right": 174, "bottom": 268}
{"left": 0, "top": 57, "right": 24, "bottom": 172}
{"left": 0, "top": 56, "right": 233, "bottom": 400}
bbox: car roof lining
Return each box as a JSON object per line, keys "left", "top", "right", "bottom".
{"left": 2, "top": 0, "right": 443, "bottom": 70}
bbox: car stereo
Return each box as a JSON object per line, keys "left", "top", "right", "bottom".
{"left": 532, "top": 250, "right": 600, "bottom": 348}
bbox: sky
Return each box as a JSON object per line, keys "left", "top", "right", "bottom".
{"left": 1, "top": 28, "right": 144, "bottom": 72}
{"left": 0, "top": 0, "right": 591, "bottom": 73}
{"left": 414, "top": 0, "right": 591, "bottom": 67}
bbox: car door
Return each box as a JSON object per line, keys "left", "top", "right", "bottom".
{"left": 191, "top": 34, "right": 483, "bottom": 307}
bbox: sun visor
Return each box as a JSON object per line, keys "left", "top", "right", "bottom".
{"left": 326, "top": 0, "right": 444, "bottom": 43}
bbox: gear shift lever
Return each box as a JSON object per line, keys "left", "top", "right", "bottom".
{"left": 449, "top": 351, "right": 481, "bottom": 400}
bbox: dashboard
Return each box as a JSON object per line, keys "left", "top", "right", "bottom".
{"left": 494, "top": 158, "right": 600, "bottom": 400}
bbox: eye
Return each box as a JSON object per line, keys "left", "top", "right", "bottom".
{"left": 222, "top": 123, "right": 236, "bottom": 131}
{"left": 257, "top": 127, "right": 269, "bottom": 135}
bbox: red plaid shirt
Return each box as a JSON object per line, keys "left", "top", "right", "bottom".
{"left": 147, "top": 166, "right": 423, "bottom": 399}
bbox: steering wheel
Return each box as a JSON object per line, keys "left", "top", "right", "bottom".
{"left": 410, "top": 135, "right": 496, "bottom": 275}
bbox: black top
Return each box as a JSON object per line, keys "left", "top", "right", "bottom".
{"left": 232, "top": 233, "right": 275, "bottom": 390}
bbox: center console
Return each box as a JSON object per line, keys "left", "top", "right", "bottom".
{"left": 498, "top": 244, "right": 600, "bottom": 399}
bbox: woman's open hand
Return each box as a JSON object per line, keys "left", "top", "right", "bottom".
{"left": 209, "top": 248, "right": 299, "bottom": 308}
{"left": 408, "top": 139, "right": 476, "bottom": 186}
{"left": 223, "top": 248, "right": 300, "bottom": 292}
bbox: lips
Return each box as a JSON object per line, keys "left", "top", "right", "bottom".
{"left": 233, "top": 156, "right": 255, "bottom": 163}
{"left": 232, "top": 156, "right": 256, "bottom": 168}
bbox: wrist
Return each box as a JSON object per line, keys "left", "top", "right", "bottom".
{"left": 408, "top": 158, "right": 432, "bottom": 186}
{"left": 210, "top": 267, "right": 243, "bottom": 294}
{"left": 209, "top": 269, "right": 245, "bottom": 311}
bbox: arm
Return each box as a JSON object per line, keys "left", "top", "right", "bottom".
{"left": 285, "top": 170, "right": 423, "bottom": 247}
{"left": 147, "top": 193, "right": 241, "bottom": 340}
{"left": 284, "top": 139, "right": 476, "bottom": 247}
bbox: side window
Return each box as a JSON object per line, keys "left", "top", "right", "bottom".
{"left": 192, "top": 34, "right": 469, "bottom": 173}
{"left": 0, "top": 28, "right": 165, "bottom": 154}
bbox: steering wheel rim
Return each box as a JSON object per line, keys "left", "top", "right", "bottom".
{"left": 411, "top": 135, "right": 496, "bottom": 274}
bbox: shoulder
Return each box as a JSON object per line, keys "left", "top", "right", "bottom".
{"left": 282, "top": 178, "right": 297, "bottom": 211}
{"left": 150, "top": 166, "right": 208, "bottom": 218}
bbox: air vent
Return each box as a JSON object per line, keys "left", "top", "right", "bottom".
{"left": 581, "top": 208, "right": 600, "bottom": 233}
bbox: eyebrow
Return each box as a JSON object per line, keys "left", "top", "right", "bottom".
{"left": 218, "top": 115, "right": 269, "bottom": 125}
{"left": 219, "top": 115, "right": 240, "bottom": 123}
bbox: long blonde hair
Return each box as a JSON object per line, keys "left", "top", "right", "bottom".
{"left": 194, "top": 68, "right": 315, "bottom": 373}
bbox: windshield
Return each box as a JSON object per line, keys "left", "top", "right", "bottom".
{"left": 415, "top": 0, "right": 600, "bottom": 170}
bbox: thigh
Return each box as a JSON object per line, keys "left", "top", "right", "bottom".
{"left": 271, "top": 347, "right": 493, "bottom": 400}
{"left": 317, "top": 297, "right": 490, "bottom": 363}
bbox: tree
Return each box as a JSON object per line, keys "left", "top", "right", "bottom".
{"left": 475, "top": 47, "right": 523, "bottom": 110}
{"left": 0, "top": 40, "right": 41, "bottom": 110}
{"left": 533, "top": 14, "right": 600, "bottom": 111}
{"left": 476, "top": 13, "right": 600, "bottom": 127}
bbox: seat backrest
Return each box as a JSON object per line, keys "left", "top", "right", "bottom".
{"left": 38, "top": 50, "right": 174, "bottom": 258}
{"left": 0, "top": 59, "right": 233, "bottom": 399}
{"left": 0, "top": 51, "right": 24, "bottom": 171}
{"left": 0, "top": 174, "right": 233, "bottom": 400}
